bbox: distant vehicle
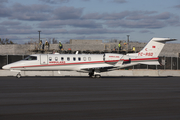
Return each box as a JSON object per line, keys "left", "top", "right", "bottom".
{"left": 2, "top": 38, "right": 176, "bottom": 78}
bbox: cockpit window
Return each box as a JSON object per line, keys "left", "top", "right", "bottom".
{"left": 24, "top": 56, "right": 37, "bottom": 60}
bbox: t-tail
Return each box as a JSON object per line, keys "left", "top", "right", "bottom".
{"left": 117, "top": 37, "right": 177, "bottom": 67}
{"left": 138, "top": 38, "right": 176, "bottom": 57}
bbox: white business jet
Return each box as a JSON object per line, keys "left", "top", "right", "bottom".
{"left": 2, "top": 38, "right": 176, "bottom": 78}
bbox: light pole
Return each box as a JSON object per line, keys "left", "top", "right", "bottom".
{"left": 127, "top": 35, "right": 130, "bottom": 50}
{"left": 38, "top": 31, "right": 41, "bottom": 43}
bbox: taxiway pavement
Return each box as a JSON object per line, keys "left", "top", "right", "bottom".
{"left": 0, "top": 77, "right": 180, "bottom": 120}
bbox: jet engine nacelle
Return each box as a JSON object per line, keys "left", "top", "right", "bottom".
{"left": 104, "top": 53, "right": 123, "bottom": 65}
{"left": 104, "top": 53, "right": 123, "bottom": 61}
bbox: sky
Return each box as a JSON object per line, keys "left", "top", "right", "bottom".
{"left": 0, "top": 0, "right": 180, "bottom": 44}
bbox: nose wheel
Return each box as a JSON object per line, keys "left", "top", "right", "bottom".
{"left": 16, "top": 73, "right": 21, "bottom": 78}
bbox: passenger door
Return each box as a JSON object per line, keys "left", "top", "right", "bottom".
{"left": 40, "top": 55, "right": 48, "bottom": 64}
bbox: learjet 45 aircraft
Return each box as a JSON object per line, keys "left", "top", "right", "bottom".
{"left": 2, "top": 38, "right": 176, "bottom": 78}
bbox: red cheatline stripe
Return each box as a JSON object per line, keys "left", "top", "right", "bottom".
{"left": 11, "top": 60, "right": 105, "bottom": 68}
{"left": 122, "top": 57, "right": 158, "bottom": 62}
{"left": 11, "top": 57, "right": 158, "bottom": 69}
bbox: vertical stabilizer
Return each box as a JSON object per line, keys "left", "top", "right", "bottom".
{"left": 138, "top": 38, "right": 176, "bottom": 57}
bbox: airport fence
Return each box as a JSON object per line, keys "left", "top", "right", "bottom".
{"left": 0, "top": 55, "right": 180, "bottom": 70}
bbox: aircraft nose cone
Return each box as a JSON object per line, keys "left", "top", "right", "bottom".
{"left": 2, "top": 65, "right": 9, "bottom": 70}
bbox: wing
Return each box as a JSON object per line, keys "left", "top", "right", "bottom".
{"left": 77, "top": 64, "right": 117, "bottom": 73}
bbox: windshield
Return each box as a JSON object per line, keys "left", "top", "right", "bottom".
{"left": 24, "top": 56, "right": 37, "bottom": 60}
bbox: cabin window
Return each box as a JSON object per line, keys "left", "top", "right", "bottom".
{"left": 49, "top": 57, "right": 52, "bottom": 61}
{"left": 88, "top": 57, "right": 91, "bottom": 61}
{"left": 67, "top": 57, "right": 70, "bottom": 61}
{"left": 61, "top": 57, "right": 64, "bottom": 61}
{"left": 73, "top": 57, "right": 76, "bottom": 61}
{"left": 78, "top": 57, "right": 81, "bottom": 61}
{"left": 24, "top": 56, "right": 37, "bottom": 60}
{"left": 55, "top": 57, "right": 58, "bottom": 61}
{"left": 83, "top": 57, "right": 86, "bottom": 61}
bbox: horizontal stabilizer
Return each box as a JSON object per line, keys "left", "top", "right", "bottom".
{"left": 153, "top": 38, "right": 176, "bottom": 42}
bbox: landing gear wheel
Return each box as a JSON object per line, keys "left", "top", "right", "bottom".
{"left": 88, "top": 71, "right": 101, "bottom": 78}
{"left": 16, "top": 73, "right": 21, "bottom": 78}
{"left": 95, "top": 75, "right": 101, "bottom": 78}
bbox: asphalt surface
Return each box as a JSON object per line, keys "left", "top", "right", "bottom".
{"left": 0, "top": 76, "right": 180, "bottom": 120}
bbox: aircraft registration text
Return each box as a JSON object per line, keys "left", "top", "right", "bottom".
{"left": 138, "top": 52, "right": 153, "bottom": 56}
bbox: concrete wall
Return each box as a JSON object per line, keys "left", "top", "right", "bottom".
{"left": 159, "top": 43, "right": 180, "bottom": 57}
{"left": 50, "top": 44, "right": 104, "bottom": 51}
{"left": 1, "top": 70, "right": 180, "bottom": 77}
{"left": 0, "top": 40, "right": 179, "bottom": 57}
{"left": 0, "top": 44, "right": 36, "bottom": 55}
{"left": 0, "top": 44, "right": 26, "bottom": 55}
{"left": 70, "top": 39, "right": 103, "bottom": 44}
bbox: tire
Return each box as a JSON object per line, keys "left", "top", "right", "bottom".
{"left": 16, "top": 74, "right": 21, "bottom": 78}
{"left": 95, "top": 75, "right": 101, "bottom": 78}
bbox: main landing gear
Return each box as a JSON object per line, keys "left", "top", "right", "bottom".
{"left": 16, "top": 72, "right": 22, "bottom": 78}
{"left": 88, "top": 70, "right": 101, "bottom": 78}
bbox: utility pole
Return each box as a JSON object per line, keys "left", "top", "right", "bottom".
{"left": 127, "top": 35, "right": 130, "bottom": 50}
{"left": 38, "top": 31, "right": 41, "bottom": 43}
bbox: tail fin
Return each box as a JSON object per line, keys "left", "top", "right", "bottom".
{"left": 138, "top": 38, "right": 176, "bottom": 57}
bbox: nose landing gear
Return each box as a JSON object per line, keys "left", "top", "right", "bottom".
{"left": 16, "top": 72, "right": 22, "bottom": 78}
